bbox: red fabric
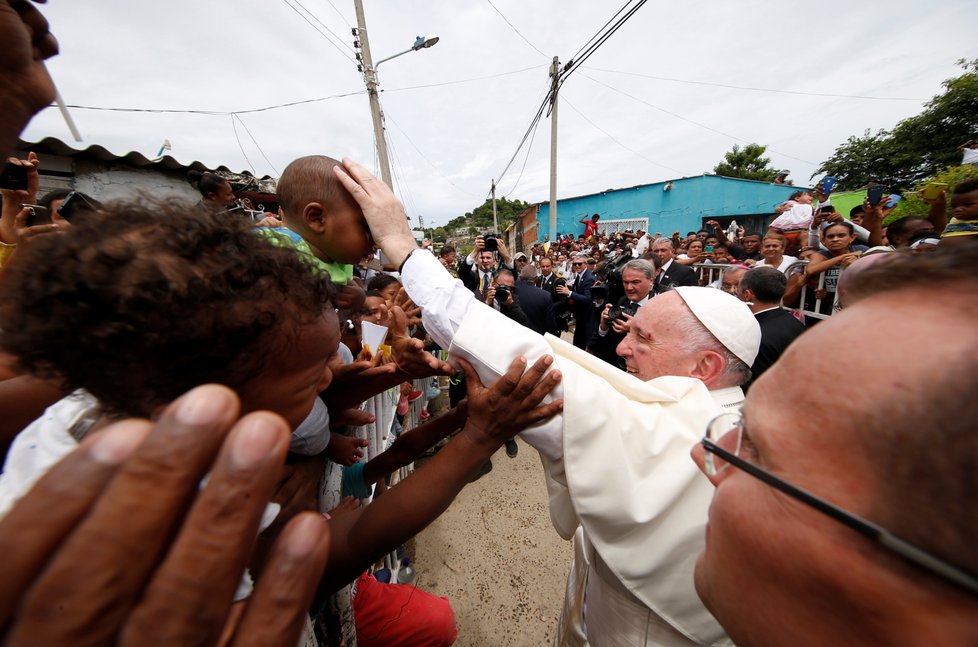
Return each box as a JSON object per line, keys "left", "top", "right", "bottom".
{"left": 353, "top": 572, "right": 457, "bottom": 647}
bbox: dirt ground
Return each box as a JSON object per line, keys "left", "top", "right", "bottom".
{"left": 411, "top": 437, "right": 572, "bottom": 647}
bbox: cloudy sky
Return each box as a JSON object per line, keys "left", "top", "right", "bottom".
{"left": 22, "top": 0, "right": 978, "bottom": 227}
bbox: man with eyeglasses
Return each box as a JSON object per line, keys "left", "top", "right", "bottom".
{"left": 336, "top": 158, "right": 764, "bottom": 646}
{"left": 555, "top": 253, "right": 594, "bottom": 349}
{"left": 691, "top": 245, "right": 978, "bottom": 645}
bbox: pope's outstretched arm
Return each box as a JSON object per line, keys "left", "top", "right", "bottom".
{"left": 333, "top": 159, "right": 565, "bottom": 459}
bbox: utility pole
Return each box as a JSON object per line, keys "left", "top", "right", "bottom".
{"left": 548, "top": 56, "right": 559, "bottom": 241}
{"left": 491, "top": 179, "right": 498, "bottom": 232}
{"left": 353, "top": 0, "right": 393, "bottom": 188}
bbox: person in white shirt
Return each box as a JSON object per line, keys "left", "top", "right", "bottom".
{"left": 334, "top": 158, "right": 762, "bottom": 647}
{"left": 754, "top": 232, "right": 798, "bottom": 273}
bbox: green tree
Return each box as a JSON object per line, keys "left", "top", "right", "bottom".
{"left": 443, "top": 196, "right": 531, "bottom": 234}
{"left": 886, "top": 163, "right": 978, "bottom": 225}
{"left": 712, "top": 143, "right": 779, "bottom": 181}
{"left": 816, "top": 59, "right": 978, "bottom": 191}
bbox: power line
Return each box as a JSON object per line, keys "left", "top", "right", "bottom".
{"left": 288, "top": 0, "right": 356, "bottom": 53}
{"left": 494, "top": 83, "right": 552, "bottom": 188}
{"left": 485, "top": 0, "right": 548, "bottom": 58}
{"left": 584, "top": 66, "right": 925, "bottom": 102}
{"left": 502, "top": 108, "right": 543, "bottom": 198}
{"left": 281, "top": 0, "right": 356, "bottom": 64}
{"left": 229, "top": 114, "right": 257, "bottom": 175}
{"left": 562, "top": 96, "right": 683, "bottom": 174}
{"left": 580, "top": 72, "right": 817, "bottom": 166}
{"left": 60, "top": 89, "right": 367, "bottom": 115}
{"left": 556, "top": 0, "right": 648, "bottom": 96}
{"left": 383, "top": 64, "right": 545, "bottom": 93}
{"left": 233, "top": 113, "right": 279, "bottom": 175}
{"left": 324, "top": 0, "right": 354, "bottom": 29}
{"left": 384, "top": 111, "right": 482, "bottom": 199}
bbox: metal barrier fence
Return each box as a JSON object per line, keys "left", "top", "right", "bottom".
{"left": 690, "top": 261, "right": 840, "bottom": 322}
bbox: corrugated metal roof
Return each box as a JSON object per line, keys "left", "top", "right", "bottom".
{"left": 16, "top": 136, "right": 277, "bottom": 193}
{"left": 16, "top": 136, "right": 271, "bottom": 179}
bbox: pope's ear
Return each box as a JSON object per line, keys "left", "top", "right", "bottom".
{"left": 302, "top": 202, "right": 327, "bottom": 233}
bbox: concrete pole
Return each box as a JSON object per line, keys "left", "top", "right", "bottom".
{"left": 548, "top": 56, "right": 559, "bottom": 241}
{"left": 491, "top": 179, "right": 498, "bottom": 232}
{"left": 353, "top": 0, "right": 393, "bottom": 188}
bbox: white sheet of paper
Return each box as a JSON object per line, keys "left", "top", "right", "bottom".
{"left": 361, "top": 321, "right": 389, "bottom": 355}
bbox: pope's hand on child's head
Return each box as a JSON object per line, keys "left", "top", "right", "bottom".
{"left": 332, "top": 158, "right": 416, "bottom": 267}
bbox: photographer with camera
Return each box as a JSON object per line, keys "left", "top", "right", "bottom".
{"left": 588, "top": 259, "right": 655, "bottom": 370}
{"left": 536, "top": 256, "right": 571, "bottom": 333}
{"left": 457, "top": 234, "right": 513, "bottom": 302}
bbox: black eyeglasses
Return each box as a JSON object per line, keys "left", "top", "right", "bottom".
{"left": 702, "top": 412, "right": 978, "bottom": 596}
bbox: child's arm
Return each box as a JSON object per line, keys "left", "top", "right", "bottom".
{"left": 319, "top": 356, "right": 562, "bottom": 595}
{"left": 361, "top": 404, "right": 467, "bottom": 486}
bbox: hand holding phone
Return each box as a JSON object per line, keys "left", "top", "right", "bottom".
{"left": 867, "top": 184, "right": 885, "bottom": 207}
{"left": 0, "top": 162, "right": 28, "bottom": 191}
{"left": 921, "top": 183, "right": 947, "bottom": 201}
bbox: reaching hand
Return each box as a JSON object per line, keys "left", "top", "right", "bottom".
{"left": 458, "top": 355, "right": 563, "bottom": 447}
{"left": 0, "top": 384, "right": 330, "bottom": 647}
{"left": 393, "top": 287, "right": 422, "bottom": 327}
{"left": 388, "top": 305, "right": 453, "bottom": 379}
{"left": 328, "top": 407, "right": 376, "bottom": 429}
{"left": 333, "top": 282, "right": 366, "bottom": 311}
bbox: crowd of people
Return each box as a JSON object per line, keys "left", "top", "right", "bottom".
{"left": 0, "top": 3, "right": 976, "bottom": 647}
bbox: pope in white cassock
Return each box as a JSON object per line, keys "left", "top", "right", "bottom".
{"left": 335, "top": 160, "right": 762, "bottom": 647}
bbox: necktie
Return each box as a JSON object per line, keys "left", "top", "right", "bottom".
{"left": 479, "top": 273, "right": 489, "bottom": 301}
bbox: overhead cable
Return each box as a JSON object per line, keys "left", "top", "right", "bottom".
{"left": 562, "top": 96, "right": 683, "bottom": 174}
{"left": 485, "top": 0, "right": 548, "bottom": 58}
{"left": 281, "top": 0, "right": 357, "bottom": 64}
{"left": 580, "top": 72, "right": 817, "bottom": 166}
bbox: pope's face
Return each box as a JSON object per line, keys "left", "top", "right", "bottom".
{"left": 617, "top": 292, "right": 699, "bottom": 381}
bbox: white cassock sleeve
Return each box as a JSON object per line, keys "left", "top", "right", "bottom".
{"left": 400, "top": 250, "right": 566, "bottom": 461}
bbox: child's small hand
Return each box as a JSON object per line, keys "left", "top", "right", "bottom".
{"left": 388, "top": 306, "right": 453, "bottom": 379}
{"left": 325, "top": 496, "right": 361, "bottom": 521}
{"left": 328, "top": 408, "right": 375, "bottom": 429}
{"left": 325, "top": 432, "right": 368, "bottom": 467}
{"left": 334, "top": 283, "right": 366, "bottom": 310}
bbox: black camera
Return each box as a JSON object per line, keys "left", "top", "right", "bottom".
{"left": 483, "top": 234, "right": 500, "bottom": 252}
{"left": 591, "top": 284, "right": 609, "bottom": 302}
{"left": 607, "top": 301, "right": 639, "bottom": 323}
{"left": 494, "top": 285, "right": 511, "bottom": 302}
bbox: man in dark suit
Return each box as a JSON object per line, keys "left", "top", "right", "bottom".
{"left": 457, "top": 235, "right": 514, "bottom": 301}
{"left": 556, "top": 254, "right": 594, "bottom": 349}
{"left": 516, "top": 265, "right": 558, "bottom": 336}
{"left": 738, "top": 266, "right": 806, "bottom": 391}
{"left": 588, "top": 259, "right": 655, "bottom": 369}
{"left": 536, "top": 256, "right": 570, "bottom": 331}
{"left": 650, "top": 238, "right": 698, "bottom": 295}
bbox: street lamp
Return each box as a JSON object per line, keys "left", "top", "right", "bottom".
{"left": 353, "top": 0, "right": 440, "bottom": 189}
{"left": 376, "top": 35, "right": 440, "bottom": 68}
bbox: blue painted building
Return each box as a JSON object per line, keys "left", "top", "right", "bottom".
{"left": 536, "top": 174, "right": 809, "bottom": 241}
